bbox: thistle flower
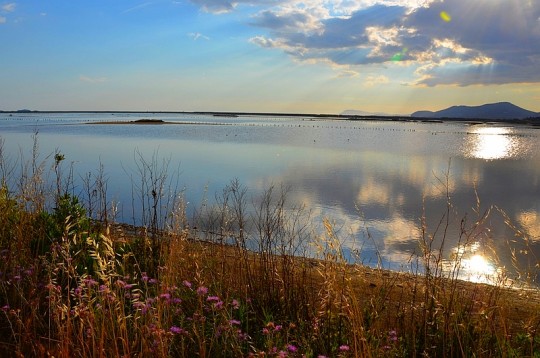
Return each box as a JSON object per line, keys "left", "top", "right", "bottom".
{"left": 196, "top": 286, "right": 208, "bottom": 296}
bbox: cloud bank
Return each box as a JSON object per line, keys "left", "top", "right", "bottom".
{"left": 190, "top": 0, "right": 540, "bottom": 86}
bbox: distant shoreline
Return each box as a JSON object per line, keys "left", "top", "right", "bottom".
{"left": 2, "top": 110, "right": 539, "bottom": 126}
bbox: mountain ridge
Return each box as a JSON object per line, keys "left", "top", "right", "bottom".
{"left": 411, "top": 102, "right": 539, "bottom": 120}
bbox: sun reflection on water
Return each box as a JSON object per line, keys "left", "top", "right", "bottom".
{"left": 465, "top": 126, "right": 518, "bottom": 160}
{"left": 445, "top": 241, "right": 503, "bottom": 285}
{"left": 459, "top": 254, "right": 497, "bottom": 283}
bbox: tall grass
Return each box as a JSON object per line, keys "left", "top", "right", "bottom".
{"left": 0, "top": 138, "right": 539, "bottom": 357}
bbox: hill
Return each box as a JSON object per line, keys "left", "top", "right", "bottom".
{"left": 411, "top": 102, "right": 539, "bottom": 120}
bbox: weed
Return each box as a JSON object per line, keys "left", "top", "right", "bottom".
{"left": 0, "top": 140, "right": 538, "bottom": 357}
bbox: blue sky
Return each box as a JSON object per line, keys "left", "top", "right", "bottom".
{"left": 1, "top": 0, "right": 540, "bottom": 114}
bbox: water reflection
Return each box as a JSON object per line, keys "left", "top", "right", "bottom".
{"left": 1, "top": 113, "right": 540, "bottom": 285}
{"left": 465, "top": 126, "right": 517, "bottom": 160}
{"left": 517, "top": 211, "right": 540, "bottom": 240}
{"left": 445, "top": 242, "right": 502, "bottom": 285}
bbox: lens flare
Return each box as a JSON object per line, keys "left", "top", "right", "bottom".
{"left": 391, "top": 48, "right": 408, "bottom": 62}
{"left": 440, "top": 11, "right": 451, "bottom": 22}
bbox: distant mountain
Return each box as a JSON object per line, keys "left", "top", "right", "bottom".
{"left": 411, "top": 102, "right": 539, "bottom": 120}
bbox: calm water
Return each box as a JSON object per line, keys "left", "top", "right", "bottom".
{"left": 1, "top": 112, "right": 540, "bottom": 285}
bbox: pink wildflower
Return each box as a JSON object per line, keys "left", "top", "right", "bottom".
{"left": 213, "top": 300, "right": 224, "bottom": 309}
{"left": 84, "top": 278, "right": 98, "bottom": 287}
{"left": 169, "top": 326, "right": 186, "bottom": 335}
{"left": 237, "top": 329, "right": 248, "bottom": 341}
{"left": 196, "top": 286, "right": 208, "bottom": 296}
{"left": 287, "top": 344, "right": 298, "bottom": 353}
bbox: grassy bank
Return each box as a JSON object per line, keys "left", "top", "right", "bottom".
{"left": 0, "top": 139, "right": 539, "bottom": 357}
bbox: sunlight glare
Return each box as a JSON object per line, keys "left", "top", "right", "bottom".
{"left": 465, "top": 126, "right": 516, "bottom": 160}
{"left": 461, "top": 254, "right": 497, "bottom": 283}
{"left": 447, "top": 242, "right": 501, "bottom": 285}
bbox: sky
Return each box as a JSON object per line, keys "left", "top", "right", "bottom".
{"left": 1, "top": 0, "right": 540, "bottom": 114}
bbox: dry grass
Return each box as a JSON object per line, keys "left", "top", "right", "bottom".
{"left": 0, "top": 138, "right": 539, "bottom": 357}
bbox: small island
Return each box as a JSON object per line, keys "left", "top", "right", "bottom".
{"left": 85, "top": 118, "right": 169, "bottom": 125}
{"left": 132, "top": 119, "right": 165, "bottom": 124}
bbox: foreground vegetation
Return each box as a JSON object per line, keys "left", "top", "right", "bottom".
{"left": 0, "top": 139, "right": 539, "bottom": 357}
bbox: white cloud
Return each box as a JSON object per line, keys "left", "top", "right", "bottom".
{"left": 250, "top": 35, "right": 303, "bottom": 52}
{"left": 79, "top": 75, "right": 108, "bottom": 83}
{"left": 337, "top": 69, "right": 359, "bottom": 78}
{"left": 1, "top": 3, "right": 16, "bottom": 12}
{"left": 364, "top": 74, "right": 390, "bottom": 87}
{"left": 187, "top": 0, "right": 540, "bottom": 86}
{"left": 0, "top": 2, "right": 15, "bottom": 23}
{"left": 251, "top": 6, "right": 326, "bottom": 35}
{"left": 243, "top": 0, "right": 540, "bottom": 86}
{"left": 188, "top": 32, "right": 210, "bottom": 40}
{"left": 189, "top": 0, "right": 284, "bottom": 14}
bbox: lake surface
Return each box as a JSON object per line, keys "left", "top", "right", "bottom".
{"left": 1, "top": 112, "right": 539, "bottom": 285}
